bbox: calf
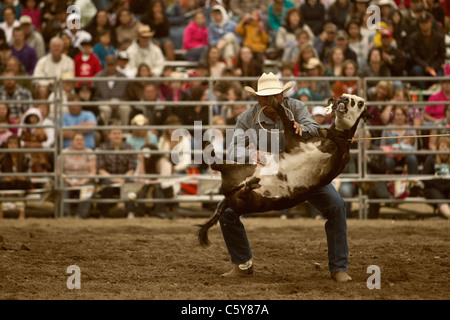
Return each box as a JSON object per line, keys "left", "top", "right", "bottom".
{"left": 197, "top": 94, "right": 372, "bottom": 246}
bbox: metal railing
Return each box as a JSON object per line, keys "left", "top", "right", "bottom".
{"left": 0, "top": 75, "right": 448, "bottom": 219}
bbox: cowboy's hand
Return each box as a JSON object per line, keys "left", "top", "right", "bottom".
{"left": 291, "top": 119, "right": 302, "bottom": 136}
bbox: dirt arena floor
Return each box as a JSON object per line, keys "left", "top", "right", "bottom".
{"left": 1, "top": 212, "right": 449, "bottom": 301}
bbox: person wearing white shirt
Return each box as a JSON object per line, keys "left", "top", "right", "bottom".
{"left": 0, "top": 5, "right": 20, "bottom": 46}
{"left": 126, "top": 25, "right": 165, "bottom": 77}
{"left": 33, "top": 37, "right": 75, "bottom": 94}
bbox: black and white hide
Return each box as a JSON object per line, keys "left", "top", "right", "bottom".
{"left": 197, "top": 94, "right": 372, "bottom": 246}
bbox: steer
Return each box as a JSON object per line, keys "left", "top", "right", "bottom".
{"left": 197, "top": 94, "right": 372, "bottom": 246}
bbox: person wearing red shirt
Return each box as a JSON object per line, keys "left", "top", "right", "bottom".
{"left": 74, "top": 39, "right": 102, "bottom": 85}
{"left": 182, "top": 11, "right": 208, "bottom": 62}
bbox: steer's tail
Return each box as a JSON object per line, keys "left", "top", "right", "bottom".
{"left": 197, "top": 198, "right": 228, "bottom": 247}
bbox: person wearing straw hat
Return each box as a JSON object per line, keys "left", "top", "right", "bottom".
{"left": 217, "top": 72, "right": 352, "bottom": 282}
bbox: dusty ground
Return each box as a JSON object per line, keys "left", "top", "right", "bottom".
{"left": 0, "top": 215, "right": 449, "bottom": 301}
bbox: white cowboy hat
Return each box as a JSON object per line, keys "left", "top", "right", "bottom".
{"left": 244, "top": 72, "right": 294, "bottom": 97}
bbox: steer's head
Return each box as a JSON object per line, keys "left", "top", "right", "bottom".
{"left": 326, "top": 94, "right": 372, "bottom": 132}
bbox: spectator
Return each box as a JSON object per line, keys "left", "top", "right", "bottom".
{"left": 359, "top": 47, "right": 391, "bottom": 91}
{"left": 333, "top": 59, "right": 360, "bottom": 98}
{"left": 424, "top": 65, "right": 450, "bottom": 124}
{"left": 125, "top": 63, "right": 153, "bottom": 102}
{"left": 377, "top": 0, "right": 398, "bottom": 23}
{"left": 93, "top": 29, "right": 116, "bottom": 69}
{"left": 380, "top": 105, "right": 420, "bottom": 175}
{"left": 158, "top": 71, "right": 189, "bottom": 105}
{"left": 388, "top": 9, "right": 410, "bottom": 55}
{"left": 182, "top": 11, "right": 209, "bottom": 62}
{"left": 313, "top": 22, "right": 337, "bottom": 64}
{"left": 324, "top": 46, "right": 345, "bottom": 77}
{"left": 107, "top": 0, "right": 131, "bottom": 27}
{"left": 0, "top": 117, "right": 12, "bottom": 145}
{"left": 311, "top": 105, "right": 326, "bottom": 125}
{"left": 381, "top": 88, "right": 424, "bottom": 127}
{"left": 127, "top": 114, "right": 159, "bottom": 152}
{"left": 422, "top": 137, "right": 450, "bottom": 219}
{"left": 327, "top": 0, "right": 351, "bottom": 31}
{"left": 40, "top": 2, "right": 68, "bottom": 50}
{"left": 97, "top": 123, "right": 137, "bottom": 218}
{"left": 203, "top": 46, "right": 226, "bottom": 78}
{"left": 10, "top": 26, "right": 37, "bottom": 75}
{"left": 140, "top": 0, "right": 175, "bottom": 61}
{"left": 229, "top": 0, "right": 270, "bottom": 22}
{"left": 346, "top": 19, "right": 369, "bottom": 70}
{"left": 280, "top": 23, "right": 314, "bottom": 64}
{"left": 300, "top": 0, "right": 326, "bottom": 36}
{"left": 61, "top": 93, "right": 97, "bottom": 150}
{"left": 347, "top": 0, "right": 370, "bottom": 24}
{"left": 35, "top": 102, "right": 55, "bottom": 151}
{"left": 0, "top": 103, "right": 18, "bottom": 135}
{"left": 0, "top": 41, "right": 11, "bottom": 73}
{"left": 302, "top": 57, "right": 332, "bottom": 101}
{"left": 0, "top": 5, "right": 20, "bottom": 46}
{"left": 115, "top": 50, "right": 134, "bottom": 78}
{"left": 18, "top": 107, "right": 49, "bottom": 172}
{"left": 0, "top": 70, "right": 32, "bottom": 122}
{"left": 235, "top": 9, "right": 269, "bottom": 62}
{"left": 276, "top": 61, "right": 297, "bottom": 98}
{"left": 409, "top": 11, "right": 445, "bottom": 89}
{"left": 378, "top": 28, "right": 405, "bottom": 78}
{"left": 131, "top": 82, "right": 167, "bottom": 128}
{"left": 208, "top": 4, "right": 240, "bottom": 68}
{"left": 233, "top": 46, "right": 263, "bottom": 89}
{"left": 163, "top": 0, "right": 186, "bottom": 50}
{"left": 0, "top": 135, "right": 31, "bottom": 220}
{"left": 33, "top": 36, "right": 75, "bottom": 94}
{"left": 126, "top": 24, "right": 165, "bottom": 76}
{"left": 157, "top": 114, "right": 191, "bottom": 176}
{"left": 93, "top": 54, "right": 131, "bottom": 126}
{"left": 131, "top": 143, "right": 173, "bottom": 218}
{"left": 367, "top": 80, "right": 394, "bottom": 141}
{"left": 60, "top": 32, "right": 80, "bottom": 59}
{"left": 333, "top": 30, "right": 358, "bottom": 64}
{"left": 74, "top": 39, "right": 102, "bottom": 83}
{"left": 0, "top": 1, "right": 21, "bottom": 23}
{"left": 226, "top": 104, "right": 249, "bottom": 126}
{"left": 428, "top": 104, "right": 450, "bottom": 151}
{"left": 425, "top": 0, "right": 445, "bottom": 30}
{"left": 85, "top": 9, "right": 118, "bottom": 47}
{"left": 115, "top": 8, "right": 143, "bottom": 46}
{"left": 268, "top": 0, "right": 295, "bottom": 41}
{"left": 59, "top": 132, "right": 97, "bottom": 219}
{"left": 294, "top": 42, "right": 318, "bottom": 76}
{"left": 179, "top": 85, "right": 209, "bottom": 130}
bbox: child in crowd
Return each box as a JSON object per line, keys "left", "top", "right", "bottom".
{"left": 93, "top": 29, "right": 115, "bottom": 68}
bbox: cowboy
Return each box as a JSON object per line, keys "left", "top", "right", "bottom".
{"left": 218, "top": 72, "right": 352, "bottom": 282}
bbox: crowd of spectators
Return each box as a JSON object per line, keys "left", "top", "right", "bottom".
{"left": 0, "top": 0, "right": 449, "bottom": 219}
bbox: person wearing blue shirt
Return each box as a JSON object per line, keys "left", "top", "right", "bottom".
{"left": 207, "top": 5, "right": 241, "bottom": 67}
{"left": 61, "top": 93, "right": 97, "bottom": 150}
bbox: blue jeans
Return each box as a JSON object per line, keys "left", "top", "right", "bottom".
{"left": 219, "top": 183, "right": 348, "bottom": 272}
{"left": 385, "top": 154, "right": 419, "bottom": 174}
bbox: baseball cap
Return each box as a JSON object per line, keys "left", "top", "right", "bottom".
{"left": 19, "top": 15, "right": 32, "bottom": 25}
{"left": 418, "top": 12, "right": 432, "bottom": 22}
{"left": 379, "top": 29, "right": 392, "bottom": 38}
{"left": 131, "top": 114, "right": 149, "bottom": 126}
{"left": 336, "top": 30, "right": 348, "bottom": 40}
{"left": 116, "top": 50, "right": 129, "bottom": 60}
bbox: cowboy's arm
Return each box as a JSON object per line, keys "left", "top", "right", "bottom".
{"left": 286, "top": 98, "right": 320, "bottom": 138}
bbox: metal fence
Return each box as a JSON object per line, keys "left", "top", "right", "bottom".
{"left": 0, "top": 75, "right": 448, "bottom": 219}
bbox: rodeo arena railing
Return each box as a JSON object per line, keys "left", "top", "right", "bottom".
{"left": 0, "top": 75, "right": 448, "bottom": 220}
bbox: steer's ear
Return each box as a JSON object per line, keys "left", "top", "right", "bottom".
{"left": 324, "top": 97, "right": 335, "bottom": 114}
{"left": 361, "top": 108, "right": 373, "bottom": 123}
